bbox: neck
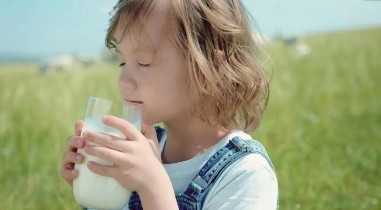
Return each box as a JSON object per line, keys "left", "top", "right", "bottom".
{"left": 161, "top": 116, "right": 230, "bottom": 164}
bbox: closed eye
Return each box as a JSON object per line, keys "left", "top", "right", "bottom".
{"left": 137, "top": 63, "right": 150, "bottom": 68}
{"left": 119, "top": 62, "right": 150, "bottom": 68}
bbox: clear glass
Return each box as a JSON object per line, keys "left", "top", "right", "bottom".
{"left": 73, "top": 96, "right": 141, "bottom": 210}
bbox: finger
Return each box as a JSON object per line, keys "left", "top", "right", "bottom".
{"left": 82, "top": 131, "right": 127, "bottom": 152}
{"left": 142, "top": 123, "right": 159, "bottom": 147}
{"left": 147, "top": 139, "right": 161, "bottom": 162}
{"left": 75, "top": 120, "right": 84, "bottom": 136}
{"left": 141, "top": 123, "right": 157, "bottom": 142}
{"left": 102, "top": 115, "right": 140, "bottom": 140}
{"left": 141, "top": 123, "right": 161, "bottom": 161}
{"left": 64, "top": 162, "right": 75, "bottom": 170}
{"left": 62, "top": 151, "right": 84, "bottom": 167}
{"left": 84, "top": 145, "right": 128, "bottom": 166}
{"left": 66, "top": 135, "right": 85, "bottom": 152}
{"left": 60, "top": 167, "right": 78, "bottom": 184}
{"left": 87, "top": 160, "right": 116, "bottom": 178}
{"left": 61, "top": 167, "right": 78, "bottom": 179}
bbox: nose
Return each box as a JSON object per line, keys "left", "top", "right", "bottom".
{"left": 118, "top": 68, "right": 137, "bottom": 91}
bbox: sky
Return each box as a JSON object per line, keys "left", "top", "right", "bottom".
{"left": 0, "top": 0, "right": 381, "bottom": 57}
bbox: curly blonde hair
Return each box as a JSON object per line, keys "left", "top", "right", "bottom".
{"left": 106, "top": 0, "right": 269, "bottom": 132}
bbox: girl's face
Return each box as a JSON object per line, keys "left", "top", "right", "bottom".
{"left": 116, "top": 3, "right": 192, "bottom": 125}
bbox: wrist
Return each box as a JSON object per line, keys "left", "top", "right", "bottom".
{"left": 138, "top": 167, "right": 178, "bottom": 210}
{"left": 138, "top": 167, "right": 172, "bottom": 197}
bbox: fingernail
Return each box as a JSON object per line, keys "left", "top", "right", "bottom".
{"left": 82, "top": 131, "right": 88, "bottom": 138}
{"left": 87, "top": 161, "right": 92, "bottom": 167}
{"left": 71, "top": 170, "right": 77, "bottom": 175}
{"left": 76, "top": 155, "right": 82, "bottom": 161}
{"left": 77, "top": 139, "right": 84, "bottom": 146}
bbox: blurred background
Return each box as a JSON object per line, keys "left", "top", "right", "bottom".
{"left": 0, "top": 0, "right": 380, "bottom": 209}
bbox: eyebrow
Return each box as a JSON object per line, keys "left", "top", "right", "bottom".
{"left": 116, "top": 46, "right": 153, "bottom": 56}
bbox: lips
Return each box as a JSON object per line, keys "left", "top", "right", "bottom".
{"left": 125, "top": 100, "right": 143, "bottom": 104}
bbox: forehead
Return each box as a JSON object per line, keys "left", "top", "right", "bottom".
{"left": 114, "top": 1, "right": 172, "bottom": 52}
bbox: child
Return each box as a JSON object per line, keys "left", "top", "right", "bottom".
{"left": 61, "top": 0, "right": 278, "bottom": 209}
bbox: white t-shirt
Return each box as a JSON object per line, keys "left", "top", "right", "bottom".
{"left": 159, "top": 130, "right": 279, "bottom": 210}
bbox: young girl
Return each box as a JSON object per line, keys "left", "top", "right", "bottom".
{"left": 61, "top": 0, "right": 278, "bottom": 209}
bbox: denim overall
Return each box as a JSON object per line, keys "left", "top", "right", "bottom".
{"left": 128, "top": 127, "right": 278, "bottom": 210}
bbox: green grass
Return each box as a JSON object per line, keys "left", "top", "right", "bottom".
{"left": 1, "top": 27, "right": 380, "bottom": 209}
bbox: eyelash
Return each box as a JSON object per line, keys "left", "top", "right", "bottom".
{"left": 119, "top": 63, "right": 150, "bottom": 68}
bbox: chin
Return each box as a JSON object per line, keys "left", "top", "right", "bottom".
{"left": 140, "top": 115, "right": 155, "bottom": 126}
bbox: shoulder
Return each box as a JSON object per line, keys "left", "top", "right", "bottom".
{"left": 217, "top": 153, "right": 277, "bottom": 187}
{"left": 223, "top": 132, "right": 276, "bottom": 180}
{"left": 203, "top": 151, "right": 278, "bottom": 210}
{"left": 219, "top": 136, "right": 278, "bottom": 189}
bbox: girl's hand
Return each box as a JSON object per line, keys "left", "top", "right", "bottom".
{"left": 82, "top": 116, "right": 167, "bottom": 194}
{"left": 141, "top": 121, "right": 162, "bottom": 162}
{"left": 60, "top": 121, "right": 86, "bottom": 187}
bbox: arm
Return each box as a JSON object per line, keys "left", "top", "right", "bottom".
{"left": 138, "top": 169, "right": 178, "bottom": 210}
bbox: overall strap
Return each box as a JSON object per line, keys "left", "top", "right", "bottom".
{"left": 196, "top": 137, "right": 275, "bottom": 187}
{"left": 182, "top": 136, "right": 276, "bottom": 203}
{"left": 154, "top": 126, "right": 166, "bottom": 144}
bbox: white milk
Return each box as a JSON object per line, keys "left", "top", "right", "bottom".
{"left": 73, "top": 115, "right": 141, "bottom": 209}
{"left": 73, "top": 148, "right": 131, "bottom": 209}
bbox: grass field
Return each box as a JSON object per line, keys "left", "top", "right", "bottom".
{"left": 1, "top": 27, "right": 380, "bottom": 209}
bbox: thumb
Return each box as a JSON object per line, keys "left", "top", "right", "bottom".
{"left": 75, "top": 120, "right": 84, "bottom": 136}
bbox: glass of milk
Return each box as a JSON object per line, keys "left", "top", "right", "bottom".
{"left": 73, "top": 96, "right": 141, "bottom": 210}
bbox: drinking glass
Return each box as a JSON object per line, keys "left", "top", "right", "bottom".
{"left": 73, "top": 96, "right": 141, "bottom": 210}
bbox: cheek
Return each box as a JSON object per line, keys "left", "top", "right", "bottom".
{"left": 117, "top": 78, "right": 125, "bottom": 96}
{"left": 141, "top": 79, "right": 189, "bottom": 122}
